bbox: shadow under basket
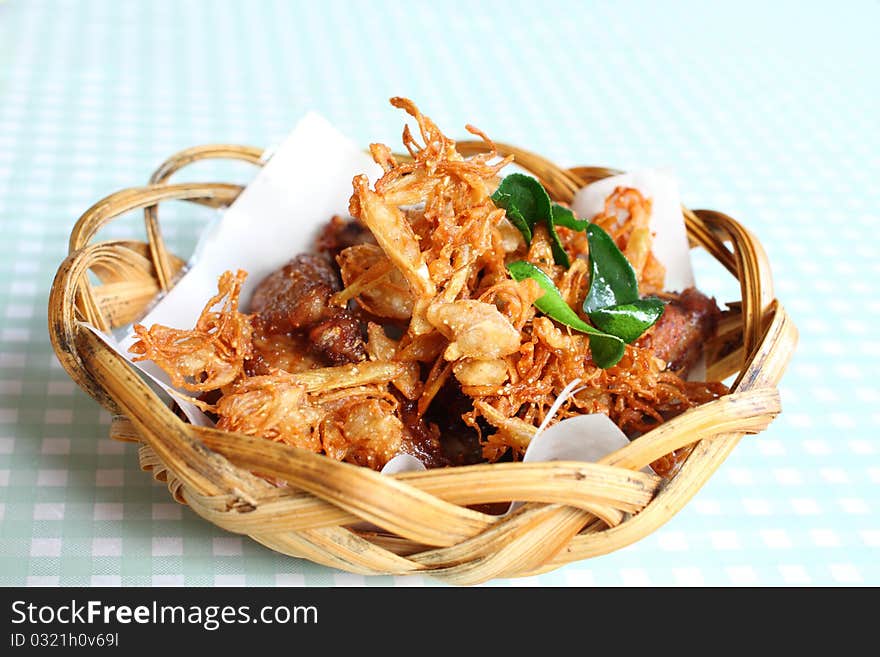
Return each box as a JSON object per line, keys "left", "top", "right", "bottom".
{"left": 48, "top": 141, "right": 797, "bottom": 585}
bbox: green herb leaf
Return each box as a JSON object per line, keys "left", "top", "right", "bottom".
{"left": 491, "top": 173, "right": 550, "bottom": 246}
{"left": 507, "top": 260, "right": 625, "bottom": 368}
{"left": 580, "top": 223, "right": 665, "bottom": 344}
{"left": 588, "top": 298, "right": 666, "bottom": 344}
{"left": 552, "top": 204, "right": 589, "bottom": 231}
{"left": 582, "top": 223, "right": 639, "bottom": 314}
{"left": 492, "top": 174, "right": 571, "bottom": 267}
{"left": 504, "top": 200, "right": 662, "bottom": 363}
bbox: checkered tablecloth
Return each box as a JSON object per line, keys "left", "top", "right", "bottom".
{"left": 1, "top": 0, "right": 877, "bottom": 586}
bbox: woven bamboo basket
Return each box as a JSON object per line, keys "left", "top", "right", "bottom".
{"left": 48, "top": 141, "right": 796, "bottom": 584}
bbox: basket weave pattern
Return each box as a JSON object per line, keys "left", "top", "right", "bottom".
{"left": 48, "top": 143, "right": 796, "bottom": 584}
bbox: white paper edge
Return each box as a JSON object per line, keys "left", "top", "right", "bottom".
{"left": 79, "top": 111, "right": 429, "bottom": 476}
{"left": 380, "top": 453, "right": 427, "bottom": 475}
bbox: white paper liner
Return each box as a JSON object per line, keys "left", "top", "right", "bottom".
{"left": 379, "top": 453, "right": 427, "bottom": 475}
{"left": 522, "top": 378, "right": 651, "bottom": 474}
{"left": 80, "top": 114, "right": 701, "bottom": 481}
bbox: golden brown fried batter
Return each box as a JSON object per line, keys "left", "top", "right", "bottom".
{"left": 213, "top": 369, "right": 420, "bottom": 469}
{"left": 336, "top": 244, "right": 413, "bottom": 320}
{"left": 215, "top": 374, "right": 322, "bottom": 452}
{"left": 321, "top": 398, "right": 405, "bottom": 469}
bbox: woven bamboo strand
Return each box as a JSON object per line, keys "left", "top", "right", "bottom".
{"left": 114, "top": 421, "right": 659, "bottom": 534}
{"left": 113, "top": 390, "right": 778, "bottom": 552}
{"left": 77, "top": 270, "right": 764, "bottom": 580}
{"left": 73, "top": 327, "right": 259, "bottom": 502}
{"left": 187, "top": 427, "right": 496, "bottom": 548}
{"left": 144, "top": 145, "right": 263, "bottom": 292}
{"left": 185, "top": 431, "right": 661, "bottom": 515}
{"left": 82, "top": 232, "right": 768, "bottom": 580}
{"left": 424, "top": 506, "right": 591, "bottom": 585}
{"left": 190, "top": 434, "right": 625, "bottom": 528}
{"left": 601, "top": 387, "right": 780, "bottom": 470}
{"left": 69, "top": 183, "right": 243, "bottom": 254}
{"left": 457, "top": 140, "right": 584, "bottom": 200}
{"left": 101, "top": 368, "right": 620, "bottom": 572}
{"left": 250, "top": 526, "right": 422, "bottom": 576}
{"left": 125, "top": 381, "right": 779, "bottom": 584}
{"left": 104, "top": 358, "right": 402, "bottom": 579}
{"left": 78, "top": 327, "right": 487, "bottom": 547}
{"left": 150, "top": 145, "right": 265, "bottom": 184}
{"left": 81, "top": 319, "right": 628, "bottom": 562}
{"left": 115, "top": 385, "right": 774, "bottom": 525}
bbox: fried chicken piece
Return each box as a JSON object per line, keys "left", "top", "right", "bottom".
{"left": 398, "top": 399, "right": 450, "bottom": 468}
{"left": 422, "top": 380, "right": 484, "bottom": 466}
{"left": 250, "top": 254, "right": 367, "bottom": 364}
{"left": 251, "top": 254, "right": 340, "bottom": 332}
{"left": 245, "top": 319, "right": 321, "bottom": 376}
{"left": 308, "top": 315, "right": 367, "bottom": 365}
{"left": 316, "top": 215, "right": 377, "bottom": 258}
{"left": 638, "top": 287, "right": 721, "bottom": 376}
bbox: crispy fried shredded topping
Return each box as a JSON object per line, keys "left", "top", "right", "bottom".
{"left": 132, "top": 98, "right": 727, "bottom": 477}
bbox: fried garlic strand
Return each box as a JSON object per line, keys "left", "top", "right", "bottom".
{"left": 130, "top": 269, "right": 253, "bottom": 392}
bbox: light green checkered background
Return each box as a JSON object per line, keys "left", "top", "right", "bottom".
{"left": 1, "top": 0, "right": 878, "bottom": 586}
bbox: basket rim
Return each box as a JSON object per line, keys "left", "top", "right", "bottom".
{"left": 47, "top": 141, "right": 797, "bottom": 583}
